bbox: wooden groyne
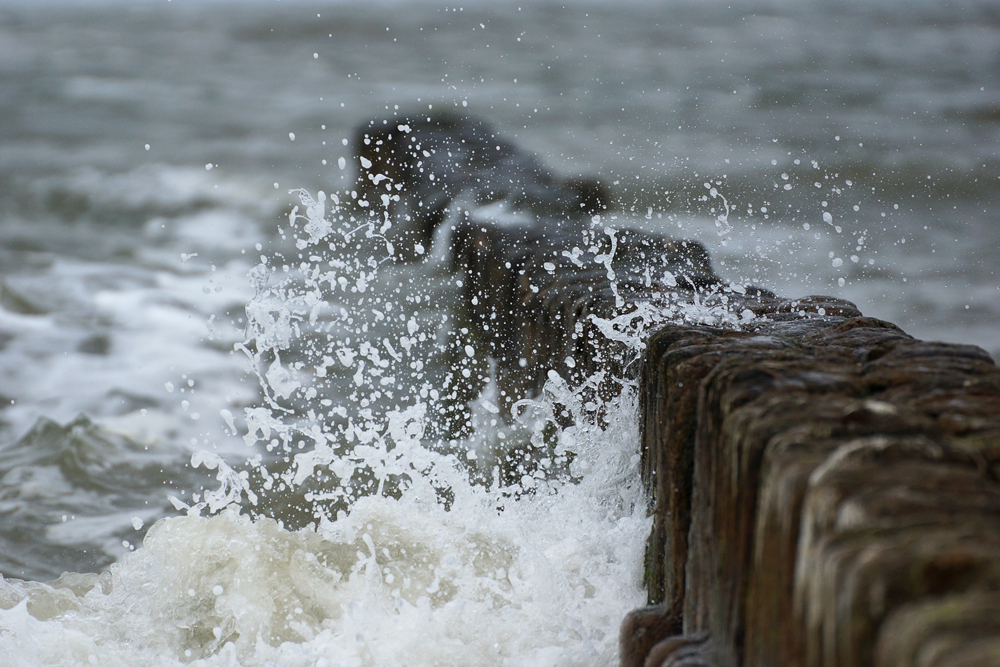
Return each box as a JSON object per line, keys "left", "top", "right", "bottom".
{"left": 355, "top": 114, "right": 1000, "bottom": 667}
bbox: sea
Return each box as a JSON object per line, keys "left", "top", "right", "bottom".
{"left": 0, "top": 0, "right": 997, "bottom": 665}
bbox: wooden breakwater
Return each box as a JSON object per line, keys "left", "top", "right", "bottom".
{"left": 354, "top": 114, "right": 1000, "bottom": 667}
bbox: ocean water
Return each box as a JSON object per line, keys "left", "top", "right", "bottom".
{"left": 0, "top": 0, "right": 997, "bottom": 664}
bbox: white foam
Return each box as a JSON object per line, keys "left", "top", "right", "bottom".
{"left": 0, "top": 377, "right": 648, "bottom": 666}
{"left": 0, "top": 182, "right": 659, "bottom": 664}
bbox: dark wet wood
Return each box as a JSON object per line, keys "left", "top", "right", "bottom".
{"left": 357, "top": 113, "right": 1000, "bottom": 667}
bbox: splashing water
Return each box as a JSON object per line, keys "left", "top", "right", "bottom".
{"left": 0, "top": 180, "right": 686, "bottom": 666}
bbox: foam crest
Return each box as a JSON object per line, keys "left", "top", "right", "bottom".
{"left": 1, "top": 182, "right": 661, "bottom": 665}
{"left": 1, "top": 380, "right": 648, "bottom": 665}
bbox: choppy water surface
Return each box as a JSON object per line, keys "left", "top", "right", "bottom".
{"left": 0, "top": 0, "right": 998, "bottom": 664}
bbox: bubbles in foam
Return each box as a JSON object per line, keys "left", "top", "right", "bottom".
{"left": 0, "top": 183, "right": 683, "bottom": 665}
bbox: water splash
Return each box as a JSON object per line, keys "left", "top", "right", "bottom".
{"left": 0, "top": 168, "right": 765, "bottom": 665}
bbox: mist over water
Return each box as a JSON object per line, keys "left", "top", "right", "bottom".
{"left": 0, "top": 0, "right": 997, "bottom": 664}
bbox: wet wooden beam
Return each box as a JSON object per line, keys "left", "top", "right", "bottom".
{"left": 355, "top": 114, "right": 1000, "bottom": 667}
